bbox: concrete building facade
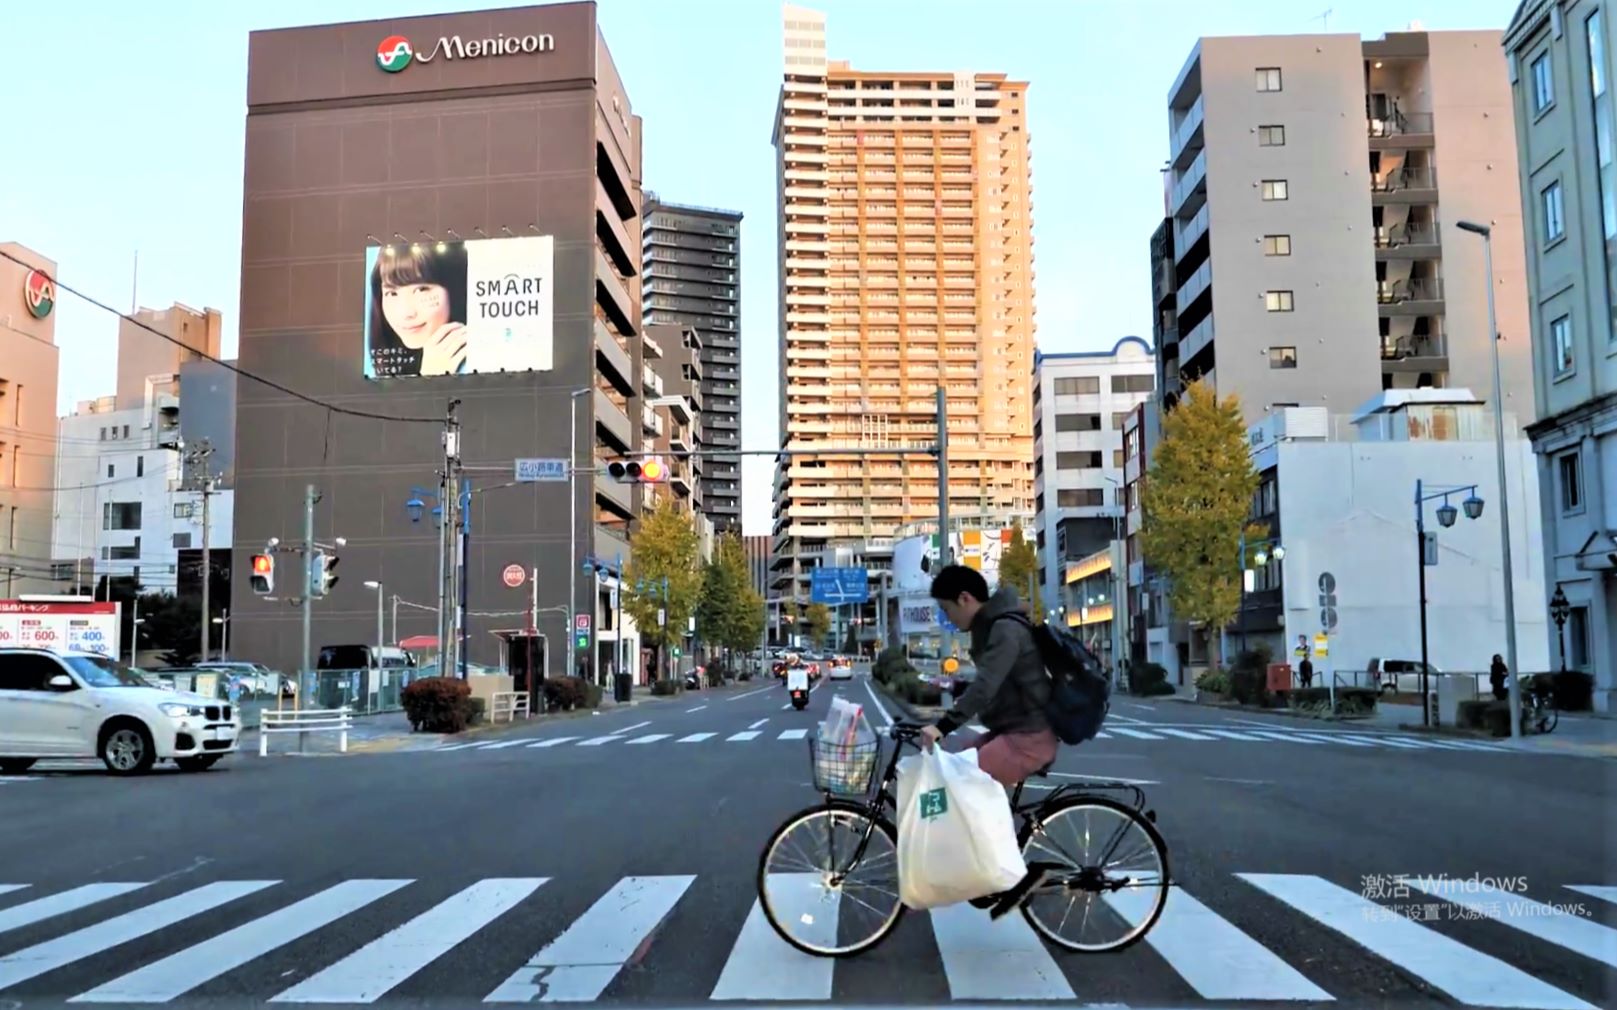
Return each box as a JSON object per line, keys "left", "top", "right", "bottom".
{"left": 116, "top": 303, "right": 222, "bottom": 412}
{"left": 771, "top": 4, "right": 1037, "bottom": 602}
{"left": 1504, "top": 0, "right": 1617, "bottom": 710}
{"left": 0, "top": 242, "right": 60, "bottom": 598}
{"left": 231, "top": 2, "right": 649, "bottom": 679}
{"left": 1031, "top": 339, "right": 1155, "bottom": 608}
{"left": 642, "top": 197, "right": 743, "bottom": 531}
{"left": 1161, "top": 32, "right": 1536, "bottom": 428}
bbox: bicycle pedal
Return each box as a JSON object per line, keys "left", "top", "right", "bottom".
{"left": 968, "top": 894, "right": 998, "bottom": 909}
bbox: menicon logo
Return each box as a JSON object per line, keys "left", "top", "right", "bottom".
{"left": 23, "top": 269, "right": 54, "bottom": 320}
{"left": 376, "top": 35, "right": 413, "bottom": 72}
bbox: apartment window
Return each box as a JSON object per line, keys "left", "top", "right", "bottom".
{"left": 173, "top": 502, "right": 194, "bottom": 519}
{"left": 1113, "top": 449, "right": 1125, "bottom": 468}
{"left": 1531, "top": 52, "right": 1554, "bottom": 113}
{"left": 1265, "top": 290, "right": 1295, "bottom": 312}
{"left": 135, "top": 455, "right": 144, "bottom": 478}
{"left": 1589, "top": 9, "right": 1617, "bottom": 344}
{"left": 1112, "top": 411, "right": 1132, "bottom": 430}
{"left": 1055, "top": 413, "right": 1101, "bottom": 432}
{"left": 1057, "top": 489, "right": 1105, "bottom": 508}
{"left": 122, "top": 425, "right": 129, "bottom": 438}
{"left": 1542, "top": 181, "right": 1565, "bottom": 243}
{"left": 99, "top": 426, "right": 107, "bottom": 440}
{"left": 1057, "top": 451, "right": 1102, "bottom": 469}
{"left": 1256, "top": 67, "right": 1283, "bottom": 92}
{"left": 172, "top": 533, "right": 192, "bottom": 549}
{"left": 1269, "top": 346, "right": 1298, "bottom": 368}
{"left": 106, "top": 463, "right": 114, "bottom": 479}
{"left": 1551, "top": 314, "right": 1574, "bottom": 376}
{"left": 1054, "top": 376, "right": 1099, "bottom": 395}
{"left": 1111, "top": 374, "right": 1153, "bottom": 394}
{"left": 108, "top": 545, "right": 139, "bottom": 561}
{"left": 1258, "top": 124, "right": 1286, "bottom": 146}
{"left": 1559, "top": 450, "right": 1583, "bottom": 513}
{"left": 103, "top": 502, "right": 141, "bottom": 531}
{"left": 1262, "top": 179, "right": 1289, "bottom": 201}
{"left": 1264, "top": 234, "right": 1291, "bottom": 256}
{"left": 1570, "top": 606, "right": 1591, "bottom": 668}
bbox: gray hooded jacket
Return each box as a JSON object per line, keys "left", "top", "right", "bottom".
{"left": 935, "top": 588, "right": 1051, "bottom": 737}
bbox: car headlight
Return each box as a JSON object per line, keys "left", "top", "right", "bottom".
{"left": 159, "top": 702, "right": 204, "bottom": 718}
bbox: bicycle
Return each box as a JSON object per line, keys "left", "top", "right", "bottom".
{"left": 1521, "top": 676, "right": 1558, "bottom": 734}
{"left": 757, "top": 721, "right": 1171, "bottom": 957}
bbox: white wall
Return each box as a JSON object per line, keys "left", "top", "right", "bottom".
{"left": 1274, "top": 438, "right": 1550, "bottom": 675}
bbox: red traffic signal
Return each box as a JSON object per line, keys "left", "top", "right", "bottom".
{"left": 249, "top": 554, "right": 275, "bottom": 595}
{"left": 607, "top": 459, "right": 666, "bottom": 483}
{"left": 640, "top": 458, "right": 665, "bottom": 482}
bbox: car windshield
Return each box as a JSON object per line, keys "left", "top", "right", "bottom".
{"left": 63, "top": 654, "right": 148, "bottom": 688}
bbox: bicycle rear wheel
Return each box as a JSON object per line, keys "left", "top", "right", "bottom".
{"left": 757, "top": 801, "right": 903, "bottom": 957}
{"left": 1018, "top": 795, "right": 1170, "bottom": 953}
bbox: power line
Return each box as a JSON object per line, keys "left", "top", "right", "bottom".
{"left": 0, "top": 248, "right": 444, "bottom": 426}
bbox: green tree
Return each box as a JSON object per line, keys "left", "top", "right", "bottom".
{"left": 997, "top": 521, "right": 1043, "bottom": 619}
{"left": 696, "top": 534, "right": 747, "bottom": 647}
{"left": 733, "top": 585, "right": 768, "bottom": 652}
{"left": 624, "top": 498, "right": 703, "bottom": 682}
{"left": 803, "top": 602, "right": 831, "bottom": 646}
{"left": 1140, "top": 379, "right": 1264, "bottom": 644}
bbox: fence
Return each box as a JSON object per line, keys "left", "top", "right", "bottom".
{"left": 301, "top": 668, "right": 416, "bottom": 714}
{"left": 259, "top": 707, "right": 352, "bottom": 756}
{"left": 490, "top": 691, "right": 531, "bottom": 724}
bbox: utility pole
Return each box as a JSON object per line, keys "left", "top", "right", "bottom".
{"left": 935, "top": 387, "right": 953, "bottom": 656}
{"left": 457, "top": 477, "right": 469, "bottom": 680}
{"left": 186, "top": 439, "right": 216, "bottom": 664}
{"left": 390, "top": 594, "right": 399, "bottom": 650}
{"left": 301, "top": 483, "right": 317, "bottom": 712}
{"left": 441, "top": 400, "right": 462, "bottom": 676}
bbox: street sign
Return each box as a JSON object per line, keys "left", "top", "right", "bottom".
{"left": 811, "top": 566, "right": 869, "bottom": 604}
{"left": 575, "top": 614, "right": 591, "bottom": 633}
{"left": 1421, "top": 532, "right": 1439, "bottom": 566}
{"left": 502, "top": 564, "right": 526, "bottom": 588}
{"left": 515, "top": 457, "right": 568, "bottom": 482}
{"left": 1313, "top": 633, "right": 1330, "bottom": 658}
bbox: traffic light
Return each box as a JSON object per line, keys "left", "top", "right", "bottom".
{"left": 309, "top": 551, "right": 341, "bottom": 597}
{"left": 249, "top": 554, "right": 274, "bottom": 595}
{"left": 607, "top": 458, "right": 666, "bottom": 483}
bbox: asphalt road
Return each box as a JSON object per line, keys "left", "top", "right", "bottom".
{"left": 1, "top": 667, "right": 1614, "bottom": 1009}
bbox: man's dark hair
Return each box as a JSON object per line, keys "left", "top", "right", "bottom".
{"left": 929, "top": 564, "right": 989, "bottom": 603}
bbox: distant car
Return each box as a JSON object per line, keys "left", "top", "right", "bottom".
{"left": 828, "top": 659, "right": 853, "bottom": 681}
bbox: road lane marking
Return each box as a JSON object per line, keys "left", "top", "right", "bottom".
{"left": 1108, "top": 727, "right": 1166, "bottom": 740}
{"left": 614, "top": 721, "right": 651, "bottom": 734}
{"left": 1093, "top": 731, "right": 1114, "bottom": 739}
{"left": 1239, "top": 874, "right": 1596, "bottom": 1010}
{"left": 1335, "top": 735, "right": 1404, "bottom": 748}
{"left": 1404, "top": 879, "right": 1617, "bottom": 968}
{"left": 274, "top": 878, "right": 545, "bottom": 1004}
{"left": 1568, "top": 885, "right": 1617, "bottom": 907}
{"left": 477, "top": 739, "right": 534, "bottom": 750}
{"left": 435, "top": 742, "right": 487, "bottom": 751}
{"left": 712, "top": 880, "right": 833, "bottom": 1001}
{"left": 728, "top": 686, "right": 774, "bottom": 701}
{"left": 0, "top": 882, "right": 149, "bottom": 936}
{"left": 577, "top": 735, "right": 624, "bottom": 747}
{"left": 1107, "top": 886, "right": 1331, "bottom": 1001}
{"left": 685, "top": 706, "right": 708, "bottom": 713}
{"left": 1046, "top": 772, "right": 1161, "bottom": 786}
{"left": 0, "top": 886, "right": 24, "bottom": 898}
{"left": 929, "top": 903, "right": 1075, "bottom": 999}
{"left": 1354, "top": 735, "right": 1430, "bottom": 750}
{"left": 528, "top": 737, "right": 579, "bottom": 748}
{"left": 1155, "top": 728, "right": 1215, "bottom": 740}
{"left": 74, "top": 879, "right": 411, "bottom": 1003}
{"left": 1200, "top": 729, "right": 1267, "bottom": 741}
{"left": 748, "top": 719, "right": 768, "bottom": 730}
{"left": 727, "top": 731, "right": 762, "bottom": 742}
{"left": 1294, "top": 733, "right": 1378, "bottom": 747}
{"left": 485, "top": 875, "right": 694, "bottom": 1003}
{"left": 626, "top": 734, "right": 670, "bottom": 745}
{"left": 0, "top": 881, "right": 277, "bottom": 992}
{"left": 861, "top": 677, "right": 894, "bottom": 727}
{"left": 677, "top": 732, "right": 716, "bottom": 743}
{"left": 777, "top": 728, "right": 809, "bottom": 740}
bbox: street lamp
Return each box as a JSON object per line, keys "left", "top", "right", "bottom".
{"left": 1237, "top": 532, "right": 1284, "bottom": 655}
{"left": 1414, "top": 479, "right": 1484, "bottom": 727}
{"left": 211, "top": 611, "right": 230, "bottom": 661}
{"left": 1549, "top": 584, "right": 1571, "bottom": 675}
{"left": 1454, "top": 218, "right": 1523, "bottom": 740}
{"left": 363, "top": 581, "right": 384, "bottom": 675}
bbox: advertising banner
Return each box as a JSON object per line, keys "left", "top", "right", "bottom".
{"left": 364, "top": 236, "right": 555, "bottom": 378}
{"left": 892, "top": 535, "right": 936, "bottom": 597}
{"left": 897, "top": 595, "right": 939, "bottom": 636}
{"left": 0, "top": 600, "right": 119, "bottom": 658}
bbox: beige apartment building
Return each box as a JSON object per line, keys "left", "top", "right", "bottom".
{"left": 115, "top": 303, "right": 222, "bottom": 412}
{"left": 0, "top": 242, "right": 62, "bottom": 596}
{"left": 1158, "top": 32, "right": 1535, "bottom": 426}
{"left": 771, "top": 4, "right": 1036, "bottom": 600}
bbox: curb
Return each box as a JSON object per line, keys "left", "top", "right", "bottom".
{"left": 871, "top": 679, "right": 943, "bottom": 724}
{"left": 1164, "top": 693, "right": 1375, "bottom": 723}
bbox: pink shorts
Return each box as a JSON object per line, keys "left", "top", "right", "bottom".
{"left": 944, "top": 728, "right": 1059, "bottom": 787}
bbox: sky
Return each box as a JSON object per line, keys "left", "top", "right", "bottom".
{"left": 5, "top": 0, "right": 1515, "bottom": 535}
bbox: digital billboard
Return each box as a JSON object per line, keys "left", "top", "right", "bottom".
{"left": 363, "top": 236, "right": 554, "bottom": 378}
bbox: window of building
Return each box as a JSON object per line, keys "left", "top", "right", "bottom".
{"left": 1559, "top": 450, "right": 1583, "bottom": 512}
{"left": 1055, "top": 413, "right": 1101, "bottom": 432}
{"left": 1262, "top": 179, "right": 1288, "bottom": 201}
{"left": 99, "top": 426, "right": 107, "bottom": 440}
{"left": 1588, "top": 9, "right": 1617, "bottom": 343}
{"left": 103, "top": 502, "right": 141, "bottom": 531}
{"left": 1258, "top": 124, "right": 1286, "bottom": 146}
{"left": 108, "top": 545, "right": 139, "bottom": 561}
{"left": 1057, "top": 451, "right": 1103, "bottom": 469}
{"left": 1256, "top": 67, "right": 1283, "bottom": 92}
{"left": 1264, "top": 234, "right": 1291, "bottom": 256}
{"left": 106, "top": 463, "right": 114, "bottom": 479}
{"left": 1551, "top": 314, "right": 1574, "bottom": 376}
{"left": 1570, "top": 605, "right": 1592, "bottom": 668}
{"left": 1054, "top": 376, "right": 1099, "bottom": 395}
{"left": 1269, "top": 346, "right": 1298, "bottom": 368}
{"left": 1252, "top": 476, "right": 1278, "bottom": 517}
{"left": 1265, "top": 290, "right": 1295, "bottom": 312}
{"left": 122, "top": 425, "right": 129, "bottom": 438}
{"left": 1111, "top": 374, "right": 1153, "bottom": 394}
{"left": 1542, "top": 181, "right": 1565, "bottom": 243}
{"left": 1531, "top": 51, "right": 1554, "bottom": 113}
{"left": 136, "top": 455, "right": 143, "bottom": 478}
{"left": 1111, "top": 411, "right": 1132, "bottom": 429}
{"left": 173, "top": 502, "right": 194, "bottom": 519}
{"left": 172, "top": 533, "right": 192, "bottom": 549}
{"left": 1113, "top": 449, "right": 1125, "bottom": 468}
{"left": 1057, "top": 488, "right": 1105, "bottom": 508}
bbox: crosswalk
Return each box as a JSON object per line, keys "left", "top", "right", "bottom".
{"left": 0, "top": 776, "right": 40, "bottom": 786}
{"left": 0, "top": 872, "right": 1609, "bottom": 1005}
{"left": 431, "top": 723, "right": 1520, "bottom": 754}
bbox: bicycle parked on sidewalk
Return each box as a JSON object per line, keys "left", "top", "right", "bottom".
{"left": 1521, "top": 675, "right": 1559, "bottom": 734}
{"left": 756, "top": 721, "right": 1171, "bottom": 957}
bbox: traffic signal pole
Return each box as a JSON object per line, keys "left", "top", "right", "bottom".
{"left": 936, "top": 387, "right": 954, "bottom": 658}
{"left": 301, "top": 483, "right": 316, "bottom": 715}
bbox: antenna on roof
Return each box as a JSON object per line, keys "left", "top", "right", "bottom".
{"left": 1312, "top": 8, "right": 1333, "bottom": 30}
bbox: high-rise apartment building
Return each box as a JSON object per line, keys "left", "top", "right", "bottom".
{"left": 0, "top": 242, "right": 61, "bottom": 598}
{"left": 771, "top": 4, "right": 1037, "bottom": 601}
{"left": 1504, "top": 0, "right": 1616, "bottom": 711}
{"left": 643, "top": 323, "right": 702, "bottom": 511}
{"left": 1160, "top": 32, "right": 1535, "bottom": 425}
{"left": 643, "top": 197, "right": 742, "bottom": 531}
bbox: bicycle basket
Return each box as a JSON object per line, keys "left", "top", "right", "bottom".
{"left": 809, "top": 734, "right": 880, "bottom": 797}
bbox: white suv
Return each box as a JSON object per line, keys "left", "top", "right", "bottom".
{"left": 0, "top": 649, "right": 240, "bottom": 776}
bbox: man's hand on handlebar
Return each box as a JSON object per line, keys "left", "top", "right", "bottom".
{"left": 919, "top": 724, "right": 942, "bottom": 752}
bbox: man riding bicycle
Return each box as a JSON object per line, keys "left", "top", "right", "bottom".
{"left": 920, "top": 564, "right": 1059, "bottom": 788}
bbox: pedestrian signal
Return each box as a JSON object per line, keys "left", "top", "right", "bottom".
{"left": 249, "top": 554, "right": 274, "bottom": 595}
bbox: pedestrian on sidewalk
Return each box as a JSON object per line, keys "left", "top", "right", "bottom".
{"left": 1489, "top": 654, "right": 1509, "bottom": 701}
{"left": 1298, "top": 656, "right": 1314, "bottom": 689}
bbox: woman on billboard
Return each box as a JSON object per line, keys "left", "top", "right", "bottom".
{"left": 366, "top": 244, "right": 470, "bottom": 377}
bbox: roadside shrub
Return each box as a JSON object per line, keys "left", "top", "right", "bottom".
{"left": 1195, "top": 669, "right": 1231, "bottom": 696}
{"left": 1229, "top": 646, "right": 1274, "bottom": 707}
{"left": 1551, "top": 670, "right": 1594, "bottom": 711}
{"left": 401, "top": 677, "right": 473, "bottom": 733}
{"left": 1129, "top": 662, "right": 1170, "bottom": 695}
{"left": 583, "top": 682, "right": 604, "bottom": 709}
{"left": 466, "top": 697, "right": 487, "bottom": 726}
{"left": 1137, "top": 680, "right": 1176, "bottom": 697}
{"left": 1457, "top": 698, "right": 1492, "bottom": 730}
{"left": 542, "top": 676, "right": 585, "bottom": 711}
{"left": 650, "top": 678, "right": 679, "bottom": 696}
{"left": 1482, "top": 701, "right": 1513, "bottom": 737}
{"left": 738, "top": 670, "right": 753, "bottom": 682}
{"left": 872, "top": 646, "right": 913, "bottom": 685}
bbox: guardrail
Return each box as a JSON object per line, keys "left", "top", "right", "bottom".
{"left": 490, "top": 692, "right": 531, "bottom": 724}
{"left": 259, "top": 707, "right": 352, "bottom": 756}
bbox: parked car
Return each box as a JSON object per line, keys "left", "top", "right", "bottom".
{"left": 1367, "top": 658, "right": 1441, "bottom": 695}
{"left": 0, "top": 648, "right": 240, "bottom": 775}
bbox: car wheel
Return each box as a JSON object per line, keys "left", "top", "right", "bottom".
{"left": 99, "top": 721, "right": 156, "bottom": 776}
{"left": 0, "top": 758, "right": 36, "bottom": 775}
{"left": 175, "top": 756, "right": 220, "bottom": 772}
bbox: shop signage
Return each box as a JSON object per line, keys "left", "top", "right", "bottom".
{"left": 376, "top": 31, "right": 556, "bottom": 73}
{"left": 23, "top": 269, "right": 54, "bottom": 320}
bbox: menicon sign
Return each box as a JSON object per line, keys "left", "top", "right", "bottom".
{"left": 502, "top": 564, "right": 526, "bottom": 588}
{"left": 376, "top": 35, "right": 414, "bottom": 72}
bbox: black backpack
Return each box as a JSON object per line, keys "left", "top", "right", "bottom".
{"left": 991, "top": 613, "right": 1112, "bottom": 745}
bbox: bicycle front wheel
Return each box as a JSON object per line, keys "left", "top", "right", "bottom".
{"left": 757, "top": 801, "right": 904, "bottom": 957}
{"left": 1019, "top": 795, "right": 1170, "bottom": 953}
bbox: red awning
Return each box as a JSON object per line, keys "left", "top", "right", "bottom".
{"left": 398, "top": 635, "right": 438, "bottom": 650}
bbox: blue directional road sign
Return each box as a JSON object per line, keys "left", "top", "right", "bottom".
{"left": 515, "top": 458, "right": 568, "bottom": 482}
{"left": 810, "top": 566, "right": 869, "bottom": 605}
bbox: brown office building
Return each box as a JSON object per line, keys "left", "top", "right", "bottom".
{"left": 232, "top": 2, "right": 647, "bottom": 678}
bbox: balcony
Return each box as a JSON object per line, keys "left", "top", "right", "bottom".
{"left": 1174, "top": 204, "right": 1208, "bottom": 261}
{"left": 595, "top": 181, "right": 635, "bottom": 278}
{"left": 1175, "top": 260, "right": 1211, "bottom": 316}
{"left": 594, "top": 249, "right": 637, "bottom": 338}
{"left": 595, "top": 471, "right": 632, "bottom": 517}
{"left": 642, "top": 405, "right": 664, "bottom": 437}
{"left": 1180, "top": 314, "right": 1215, "bottom": 363}
{"left": 1170, "top": 94, "right": 1205, "bottom": 170}
{"left": 594, "top": 319, "right": 634, "bottom": 396}
{"left": 594, "top": 389, "right": 632, "bottom": 452}
{"left": 1374, "top": 222, "right": 1442, "bottom": 259}
{"left": 643, "top": 368, "right": 663, "bottom": 397}
{"left": 1381, "top": 330, "right": 1449, "bottom": 373}
{"left": 1371, "top": 166, "right": 1439, "bottom": 205}
{"left": 1368, "top": 110, "right": 1435, "bottom": 149}
{"left": 1377, "top": 277, "right": 1445, "bottom": 316}
{"left": 1171, "top": 149, "right": 1206, "bottom": 219}
{"left": 596, "top": 137, "right": 635, "bottom": 219}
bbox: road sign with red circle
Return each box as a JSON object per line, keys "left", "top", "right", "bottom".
{"left": 575, "top": 614, "right": 591, "bottom": 633}
{"left": 502, "top": 564, "right": 526, "bottom": 588}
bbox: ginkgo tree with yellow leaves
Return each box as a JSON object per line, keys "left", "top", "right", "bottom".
{"left": 623, "top": 497, "right": 703, "bottom": 684}
{"left": 1139, "top": 379, "right": 1266, "bottom": 661}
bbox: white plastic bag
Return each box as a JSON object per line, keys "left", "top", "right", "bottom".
{"left": 895, "top": 747, "right": 1027, "bottom": 909}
